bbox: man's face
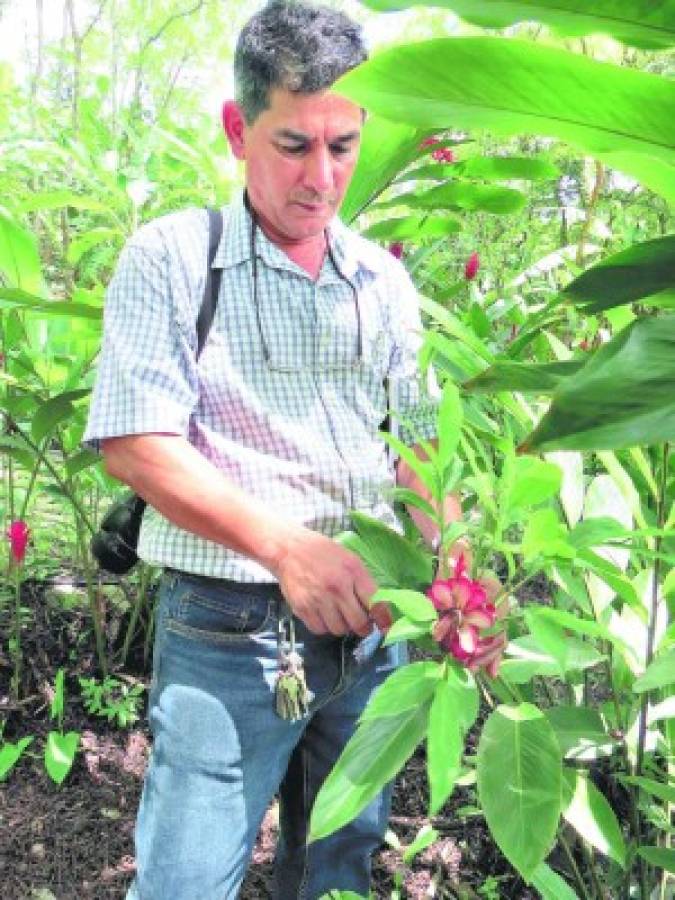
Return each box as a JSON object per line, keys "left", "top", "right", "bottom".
{"left": 233, "top": 88, "right": 363, "bottom": 243}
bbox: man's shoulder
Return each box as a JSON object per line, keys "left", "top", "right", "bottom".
{"left": 126, "top": 206, "right": 210, "bottom": 257}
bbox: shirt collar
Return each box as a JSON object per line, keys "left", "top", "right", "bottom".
{"left": 212, "top": 189, "right": 386, "bottom": 279}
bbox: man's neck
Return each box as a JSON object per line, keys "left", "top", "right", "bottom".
{"left": 247, "top": 201, "right": 327, "bottom": 281}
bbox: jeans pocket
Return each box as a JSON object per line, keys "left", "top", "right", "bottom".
{"left": 165, "top": 576, "right": 278, "bottom": 644}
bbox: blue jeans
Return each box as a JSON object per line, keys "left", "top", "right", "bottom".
{"left": 126, "top": 570, "right": 404, "bottom": 900}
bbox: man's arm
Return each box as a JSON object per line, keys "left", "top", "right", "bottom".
{"left": 102, "top": 433, "right": 390, "bottom": 637}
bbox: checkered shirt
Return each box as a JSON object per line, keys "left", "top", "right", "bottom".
{"left": 84, "top": 191, "right": 438, "bottom": 581}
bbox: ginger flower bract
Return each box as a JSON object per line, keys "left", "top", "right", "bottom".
{"left": 427, "top": 555, "right": 504, "bottom": 677}
{"left": 7, "top": 520, "right": 30, "bottom": 565}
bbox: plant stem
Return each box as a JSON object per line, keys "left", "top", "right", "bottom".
{"left": 558, "top": 831, "right": 592, "bottom": 900}
{"left": 10, "top": 567, "right": 22, "bottom": 702}
{"left": 73, "top": 502, "right": 109, "bottom": 678}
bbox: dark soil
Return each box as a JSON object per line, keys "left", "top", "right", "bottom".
{"left": 0, "top": 577, "right": 546, "bottom": 899}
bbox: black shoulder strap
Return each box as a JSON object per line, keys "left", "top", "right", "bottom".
{"left": 196, "top": 207, "right": 224, "bottom": 358}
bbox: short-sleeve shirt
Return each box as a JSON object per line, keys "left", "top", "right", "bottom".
{"left": 84, "top": 192, "right": 438, "bottom": 581}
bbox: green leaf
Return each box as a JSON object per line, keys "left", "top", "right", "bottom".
{"left": 562, "top": 769, "right": 626, "bottom": 867}
{"left": 340, "top": 116, "right": 427, "bottom": 223}
{"left": 562, "top": 236, "right": 675, "bottom": 314}
{"left": 619, "top": 775, "right": 675, "bottom": 805}
{"left": 334, "top": 39, "right": 675, "bottom": 203}
{"left": 502, "top": 456, "right": 562, "bottom": 517}
{"left": 375, "top": 180, "right": 526, "bottom": 215}
{"left": 0, "top": 736, "right": 34, "bottom": 781}
{"left": 530, "top": 861, "right": 580, "bottom": 900}
{"left": 32, "top": 390, "right": 90, "bottom": 444}
{"left": 382, "top": 616, "right": 431, "bottom": 645}
{"left": 454, "top": 155, "right": 560, "bottom": 182}
{"left": 359, "top": 661, "right": 440, "bottom": 720}
{"left": 633, "top": 647, "right": 675, "bottom": 692}
{"left": 545, "top": 707, "right": 614, "bottom": 761}
{"left": 522, "top": 509, "right": 575, "bottom": 562}
{"left": 437, "top": 381, "right": 463, "bottom": 472}
{"left": 44, "top": 731, "right": 80, "bottom": 785}
{"left": 636, "top": 846, "right": 675, "bottom": 874}
{"left": 477, "top": 704, "right": 562, "bottom": 882}
{"left": 65, "top": 449, "right": 99, "bottom": 480}
{"left": 372, "top": 588, "right": 437, "bottom": 623}
{"left": 348, "top": 511, "right": 433, "bottom": 589}
{"left": 520, "top": 316, "right": 675, "bottom": 452}
{"left": 0, "top": 212, "right": 44, "bottom": 294}
{"left": 428, "top": 669, "right": 478, "bottom": 813}
{"left": 465, "top": 360, "right": 583, "bottom": 394}
{"left": 403, "top": 825, "right": 440, "bottom": 865}
{"left": 0, "top": 288, "right": 103, "bottom": 320}
{"left": 309, "top": 695, "right": 430, "bottom": 841}
{"left": 359, "top": 0, "right": 675, "bottom": 50}
{"left": 363, "top": 214, "right": 460, "bottom": 242}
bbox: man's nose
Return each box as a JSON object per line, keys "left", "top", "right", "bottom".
{"left": 303, "top": 148, "right": 334, "bottom": 194}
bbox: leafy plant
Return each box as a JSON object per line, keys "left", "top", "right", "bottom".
{"left": 79, "top": 675, "right": 145, "bottom": 728}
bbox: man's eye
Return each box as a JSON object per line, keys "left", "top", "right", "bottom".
{"left": 279, "top": 144, "right": 306, "bottom": 155}
{"left": 330, "top": 144, "right": 352, "bottom": 156}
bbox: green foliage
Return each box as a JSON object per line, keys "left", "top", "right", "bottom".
{"left": 477, "top": 704, "right": 562, "bottom": 882}
{"left": 79, "top": 676, "right": 145, "bottom": 728}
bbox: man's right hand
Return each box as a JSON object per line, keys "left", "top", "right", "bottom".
{"left": 270, "top": 527, "right": 391, "bottom": 637}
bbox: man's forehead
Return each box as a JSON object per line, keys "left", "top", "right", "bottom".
{"left": 272, "top": 126, "right": 361, "bottom": 142}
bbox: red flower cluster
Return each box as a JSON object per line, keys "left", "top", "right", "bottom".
{"left": 7, "top": 520, "right": 29, "bottom": 565}
{"left": 432, "top": 147, "right": 455, "bottom": 164}
{"left": 389, "top": 242, "right": 404, "bottom": 260}
{"left": 427, "top": 555, "right": 505, "bottom": 677}
{"left": 464, "top": 251, "right": 479, "bottom": 281}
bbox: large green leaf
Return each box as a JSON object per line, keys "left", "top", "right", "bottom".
{"left": 334, "top": 40, "right": 675, "bottom": 203}
{"left": 633, "top": 647, "right": 675, "bottom": 692}
{"left": 363, "top": 214, "right": 460, "bottom": 242}
{"left": 561, "top": 236, "right": 675, "bottom": 313}
{"left": 0, "top": 212, "right": 44, "bottom": 294}
{"left": 359, "top": 661, "right": 440, "bottom": 719}
{"left": 562, "top": 769, "right": 626, "bottom": 868}
{"left": 374, "top": 180, "right": 526, "bottom": 215}
{"left": 427, "top": 678, "right": 463, "bottom": 813}
{"left": 340, "top": 116, "right": 427, "bottom": 223}
{"left": 520, "top": 315, "right": 675, "bottom": 452}
{"left": 477, "top": 704, "right": 562, "bottom": 882}
{"left": 0, "top": 288, "right": 103, "bottom": 320}
{"left": 636, "top": 846, "right": 675, "bottom": 874}
{"left": 465, "top": 360, "right": 583, "bottom": 394}
{"left": 545, "top": 707, "right": 613, "bottom": 760}
{"left": 530, "top": 862, "right": 580, "bottom": 900}
{"left": 0, "top": 736, "right": 34, "bottom": 781}
{"left": 32, "top": 390, "right": 90, "bottom": 445}
{"left": 345, "top": 511, "right": 433, "bottom": 589}
{"left": 309, "top": 689, "right": 431, "bottom": 841}
{"left": 360, "top": 0, "right": 675, "bottom": 50}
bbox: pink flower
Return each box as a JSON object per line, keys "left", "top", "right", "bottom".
{"left": 419, "top": 136, "right": 440, "bottom": 150}
{"left": 389, "top": 242, "right": 404, "bottom": 260}
{"left": 464, "top": 251, "right": 479, "bottom": 281}
{"left": 427, "top": 554, "right": 505, "bottom": 677}
{"left": 7, "top": 520, "right": 29, "bottom": 565}
{"left": 432, "top": 147, "right": 455, "bottom": 163}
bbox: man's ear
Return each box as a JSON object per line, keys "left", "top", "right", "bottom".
{"left": 222, "top": 100, "right": 247, "bottom": 160}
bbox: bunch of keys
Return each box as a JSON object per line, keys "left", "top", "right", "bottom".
{"left": 275, "top": 614, "right": 314, "bottom": 722}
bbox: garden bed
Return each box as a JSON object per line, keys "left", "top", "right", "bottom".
{"left": 0, "top": 578, "right": 542, "bottom": 900}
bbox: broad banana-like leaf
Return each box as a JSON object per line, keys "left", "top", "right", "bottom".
{"left": 520, "top": 315, "right": 675, "bottom": 452}
{"left": 339, "top": 116, "right": 427, "bottom": 223}
{"left": 360, "top": 0, "right": 675, "bottom": 49}
{"left": 561, "top": 235, "right": 675, "bottom": 313}
{"left": 334, "top": 39, "right": 675, "bottom": 203}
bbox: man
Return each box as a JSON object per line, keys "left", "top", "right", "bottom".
{"left": 84, "top": 2, "right": 446, "bottom": 897}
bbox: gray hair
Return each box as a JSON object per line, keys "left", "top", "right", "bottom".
{"left": 234, "top": 1, "right": 368, "bottom": 124}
